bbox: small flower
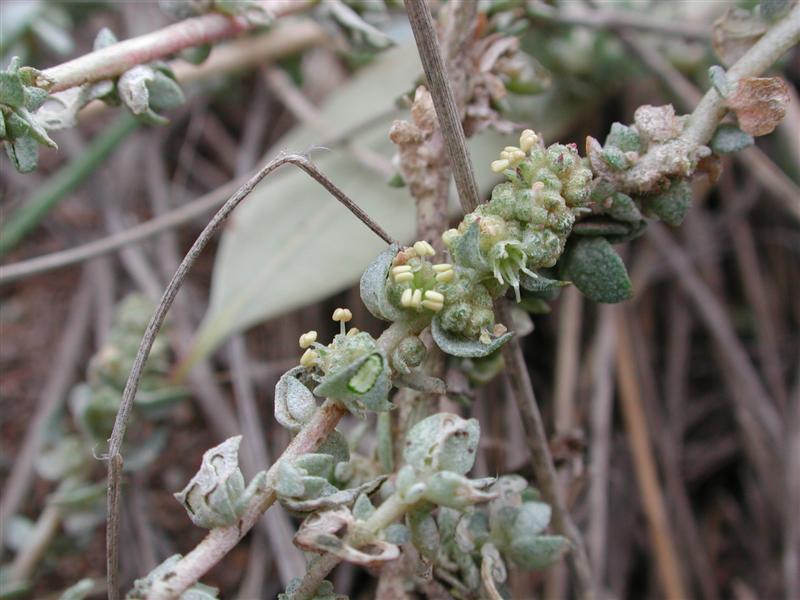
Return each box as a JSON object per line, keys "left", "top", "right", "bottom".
{"left": 300, "top": 349, "right": 319, "bottom": 368}
{"left": 298, "top": 331, "right": 317, "bottom": 349}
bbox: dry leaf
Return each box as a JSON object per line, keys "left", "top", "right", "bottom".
{"left": 727, "top": 76, "right": 790, "bottom": 136}
{"left": 712, "top": 8, "right": 768, "bottom": 67}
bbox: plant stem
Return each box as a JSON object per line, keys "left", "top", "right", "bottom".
{"left": 146, "top": 399, "right": 348, "bottom": 600}
{"left": 290, "top": 493, "right": 411, "bottom": 600}
{"left": 681, "top": 1, "right": 800, "bottom": 147}
{"left": 0, "top": 113, "right": 138, "bottom": 257}
{"left": 498, "top": 303, "right": 594, "bottom": 599}
{"left": 404, "top": 0, "right": 480, "bottom": 213}
{"left": 40, "top": 0, "right": 309, "bottom": 92}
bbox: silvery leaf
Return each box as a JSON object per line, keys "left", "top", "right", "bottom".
{"left": 422, "top": 471, "right": 497, "bottom": 509}
{"left": 508, "top": 534, "right": 569, "bottom": 570}
{"left": 431, "top": 315, "right": 513, "bottom": 358}
{"left": 275, "top": 367, "right": 318, "bottom": 432}
{"left": 360, "top": 243, "right": 402, "bottom": 322}
{"left": 403, "top": 413, "right": 480, "bottom": 475}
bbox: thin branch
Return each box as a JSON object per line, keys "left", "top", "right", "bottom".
{"left": 264, "top": 67, "right": 393, "bottom": 178}
{"left": 0, "top": 118, "right": 399, "bottom": 285}
{"left": 104, "top": 153, "right": 394, "bottom": 599}
{"left": 41, "top": 0, "right": 310, "bottom": 92}
{"left": 403, "top": 0, "right": 480, "bottom": 213}
{"left": 498, "top": 301, "right": 594, "bottom": 599}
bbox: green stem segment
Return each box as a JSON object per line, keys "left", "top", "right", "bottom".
{"left": 0, "top": 114, "right": 138, "bottom": 257}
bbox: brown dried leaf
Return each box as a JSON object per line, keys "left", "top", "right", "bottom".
{"left": 712, "top": 8, "right": 768, "bottom": 67}
{"left": 294, "top": 507, "right": 401, "bottom": 567}
{"left": 633, "top": 105, "right": 683, "bottom": 143}
{"left": 727, "top": 77, "right": 790, "bottom": 136}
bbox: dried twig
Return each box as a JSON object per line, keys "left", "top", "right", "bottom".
{"left": 403, "top": 0, "right": 480, "bottom": 213}
{"left": 615, "top": 313, "right": 687, "bottom": 600}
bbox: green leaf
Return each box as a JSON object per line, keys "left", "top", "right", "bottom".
{"left": 508, "top": 534, "right": 568, "bottom": 570}
{"left": 431, "top": 314, "right": 513, "bottom": 358}
{"left": 519, "top": 271, "right": 569, "bottom": 293}
{"left": 0, "top": 71, "right": 25, "bottom": 107}
{"left": 360, "top": 243, "right": 402, "bottom": 321}
{"left": 560, "top": 237, "right": 632, "bottom": 304}
{"left": 451, "top": 220, "right": 488, "bottom": 272}
{"left": 403, "top": 413, "right": 480, "bottom": 476}
{"left": 641, "top": 179, "right": 693, "bottom": 227}
{"left": 274, "top": 367, "right": 318, "bottom": 431}
{"left": 5, "top": 135, "right": 38, "bottom": 173}
{"left": 711, "top": 123, "right": 754, "bottom": 154}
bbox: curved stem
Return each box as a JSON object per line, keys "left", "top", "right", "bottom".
{"left": 105, "top": 153, "right": 394, "bottom": 599}
{"left": 41, "top": 1, "right": 309, "bottom": 92}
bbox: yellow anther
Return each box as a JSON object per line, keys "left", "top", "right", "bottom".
{"left": 412, "top": 240, "right": 435, "bottom": 257}
{"left": 504, "top": 146, "right": 520, "bottom": 153}
{"left": 332, "top": 308, "right": 353, "bottom": 322}
{"left": 400, "top": 288, "right": 413, "bottom": 308}
{"left": 346, "top": 327, "right": 360, "bottom": 337}
{"left": 509, "top": 149, "right": 526, "bottom": 163}
{"left": 392, "top": 265, "right": 412, "bottom": 275}
{"left": 411, "top": 289, "right": 423, "bottom": 308}
{"left": 300, "top": 348, "right": 319, "bottom": 367}
{"left": 435, "top": 270, "right": 455, "bottom": 283}
{"left": 442, "top": 229, "right": 459, "bottom": 246}
{"left": 433, "top": 263, "right": 452, "bottom": 272}
{"left": 479, "top": 330, "right": 492, "bottom": 344}
{"left": 424, "top": 290, "right": 444, "bottom": 303}
{"left": 520, "top": 129, "right": 538, "bottom": 153}
{"left": 298, "top": 330, "right": 317, "bottom": 349}
{"left": 394, "top": 271, "right": 414, "bottom": 283}
{"left": 421, "top": 300, "right": 444, "bottom": 312}
{"left": 491, "top": 159, "right": 510, "bottom": 173}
